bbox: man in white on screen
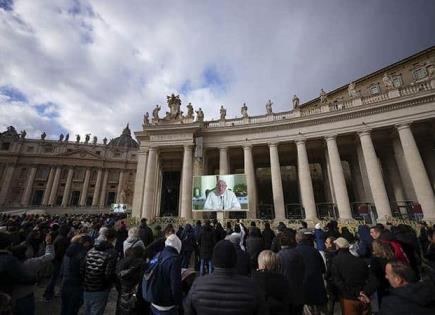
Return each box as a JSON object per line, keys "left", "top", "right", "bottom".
{"left": 203, "top": 179, "right": 241, "bottom": 210}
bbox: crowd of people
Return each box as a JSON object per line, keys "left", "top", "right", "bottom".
{"left": 1, "top": 212, "right": 435, "bottom": 315}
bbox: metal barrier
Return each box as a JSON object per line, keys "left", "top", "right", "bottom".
{"left": 285, "top": 203, "right": 305, "bottom": 220}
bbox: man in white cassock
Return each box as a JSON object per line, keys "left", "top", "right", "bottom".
{"left": 204, "top": 179, "right": 241, "bottom": 210}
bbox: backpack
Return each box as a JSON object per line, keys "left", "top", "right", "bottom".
{"left": 141, "top": 252, "right": 172, "bottom": 302}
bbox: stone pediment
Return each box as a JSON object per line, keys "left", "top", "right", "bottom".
{"left": 56, "top": 149, "right": 103, "bottom": 160}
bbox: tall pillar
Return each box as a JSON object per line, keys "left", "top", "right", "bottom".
{"left": 392, "top": 136, "right": 416, "bottom": 201}
{"left": 356, "top": 144, "right": 374, "bottom": 203}
{"left": 92, "top": 169, "right": 103, "bottom": 206}
{"left": 42, "top": 167, "right": 55, "bottom": 206}
{"left": 382, "top": 150, "right": 406, "bottom": 203}
{"left": 268, "top": 143, "right": 285, "bottom": 220}
{"left": 48, "top": 167, "right": 62, "bottom": 206}
{"left": 243, "top": 145, "right": 257, "bottom": 219}
{"left": 142, "top": 147, "right": 158, "bottom": 220}
{"left": 116, "top": 170, "right": 125, "bottom": 203}
{"left": 132, "top": 151, "right": 148, "bottom": 218}
{"left": 79, "top": 169, "right": 91, "bottom": 206}
{"left": 0, "top": 164, "right": 15, "bottom": 206}
{"left": 21, "top": 166, "right": 37, "bottom": 206}
{"left": 61, "top": 168, "right": 74, "bottom": 207}
{"left": 296, "top": 140, "right": 317, "bottom": 220}
{"left": 358, "top": 130, "right": 392, "bottom": 220}
{"left": 396, "top": 124, "right": 435, "bottom": 218}
{"left": 325, "top": 136, "right": 352, "bottom": 219}
{"left": 180, "top": 145, "right": 193, "bottom": 219}
{"left": 99, "top": 169, "right": 109, "bottom": 207}
{"left": 219, "top": 147, "right": 229, "bottom": 175}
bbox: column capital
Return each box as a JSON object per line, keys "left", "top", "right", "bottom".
{"left": 243, "top": 144, "right": 252, "bottom": 150}
{"left": 324, "top": 134, "right": 337, "bottom": 142}
{"left": 183, "top": 144, "right": 194, "bottom": 150}
{"left": 218, "top": 146, "right": 228, "bottom": 151}
{"left": 395, "top": 123, "right": 411, "bottom": 132}
{"left": 357, "top": 129, "right": 371, "bottom": 137}
{"left": 295, "top": 138, "right": 306, "bottom": 145}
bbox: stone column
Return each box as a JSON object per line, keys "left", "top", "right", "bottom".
{"left": 116, "top": 170, "right": 125, "bottom": 203}
{"left": 92, "top": 169, "right": 103, "bottom": 206}
{"left": 392, "top": 136, "right": 416, "bottom": 201}
{"left": 396, "top": 124, "right": 435, "bottom": 218}
{"left": 132, "top": 151, "right": 148, "bottom": 218}
{"left": 325, "top": 136, "right": 352, "bottom": 219}
{"left": 358, "top": 130, "right": 392, "bottom": 220}
{"left": 48, "top": 167, "right": 62, "bottom": 206}
{"left": 79, "top": 168, "right": 91, "bottom": 206}
{"left": 99, "top": 169, "right": 109, "bottom": 207}
{"left": 21, "top": 166, "right": 37, "bottom": 206}
{"left": 180, "top": 145, "right": 193, "bottom": 219}
{"left": 268, "top": 143, "right": 285, "bottom": 220}
{"left": 382, "top": 150, "right": 406, "bottom": 203}
{"left": 42, "top": 167, "right": 55, "bottom": 206}
{"left": 61, "top": 168, "right": 74, "bottom": 207}
{"left": 142, "top": 147, "right": 158, "bottom": 220}
{"left": 296, "top": 140, "right": 317, "bottom": 220}
{"left": 0, "top": 164, "right": 15, "bottom": 206}
{"left": 244, "top": 145, "right": 257, "bottom": 219}
{"left": 219, "top": 147, "right": 229, "bottom": 175}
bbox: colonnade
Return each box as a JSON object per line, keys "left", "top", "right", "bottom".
{"left": 134, "top": 123, "right": 435, "bottom": 221}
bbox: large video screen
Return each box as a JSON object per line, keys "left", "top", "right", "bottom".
{"left": 192, "top": 174, "right": 248, "bottom": 211}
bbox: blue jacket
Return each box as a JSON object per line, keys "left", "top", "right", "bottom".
{"left": 153, "top": 246, "right": 182, "bottom": 307}
{"left": 314, "top": 229, "right": 326, "bottom": 251}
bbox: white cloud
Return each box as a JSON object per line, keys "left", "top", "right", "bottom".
{"left": 0, "top": 0, "right": 434, "bottom": 139}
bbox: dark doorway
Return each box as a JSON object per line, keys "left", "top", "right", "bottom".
{"left": 86, "top": 196, "right": 93, "bottom": 206}
{"left": 160, "top": 171, "right": 181, "bottom": 217}
{"left": 70, "top": 191, "right": 80, "bottom": 206}
{"left": 31, "top": 190, "right": 44, "bottom": 206}
{"left": 107, "top": 192, "right": 116, "bottom": 206}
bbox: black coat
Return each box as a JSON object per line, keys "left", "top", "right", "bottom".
{"left": 380, "top": 281, "right": 435, "bottom": 315}
{"left": 138, "top": 223, "right": 154, "bottom": 246}
{"left": 62, "top": 242, "right": 88, "bottom": 287}
{"left": 234, "top": 244, "right": 251, "bottom": 276}
{"left": 252, "top": 270, "right": 290, "bottom": 315}
{"left": 277, "top": 247, "right": 305, "bottom": 306}
{"left": 262, "top": 228, "right": 275, "bottom": 250}
{"left": 184, "top": 268, "right": 267, "bottom": 315}
{"left": 246, "top": 236, "right": 264, "bottom": 269}
{"left": 331, "top": 249, "right": 377, "bottom": 300}
{"left": 296, "top": 244, "right": 327, "bottom": 306}
{"left": 198, "top": 226, "right": 216, "bottom": 260}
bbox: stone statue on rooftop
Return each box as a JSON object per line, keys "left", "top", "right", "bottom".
{"left": 186, "top": 103, "right": 194, "bottom": 119}
{"left": 220, "top": 106, "right": 226, "bottom": 120}
{"left": 143, "top": 112, "right": 150, "bottom": 126}
{"left": 76, "top": 134, "right": 80, "bottom": 143}
{"left": 65, "top": 133, "right": 69, "bottom": 142}
{"left": 292, "top": 95, "right": 300, "bottom": 109}
{"left": 266, "top": 100, "right": 273, "bottom": 115}
{"left": 165, "top": 94, "right": 182, "bottom": 120}
{"left": 241, "top": 103, "right": 248, "bottom": 118}
{"left": 20, "top": 130, "right": 26, "bottom": 139}
{"left": 152, "top": 105, "right": 161, "bottom": 122}
{"left": 85, "top": 134, "right": 90, "bottom": 144}
{"left": 103, "top": 137, "right": 107, "bottom": 145}
{"left": 196, "top": 108, "right": 204, "bottom": 122}
{"left": 41, "top": 132, "right": 46, "bottom": 140}
{"left": 93, "top": 136, "right": 97, "bottom": 145}
{"left": 320, "top": 89, "right": 327, "bottom": 103}
{"left": 59, "top": 133, "right": 64, "bottom": 142}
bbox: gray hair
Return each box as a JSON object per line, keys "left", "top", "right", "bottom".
{"left": 128, "top": 227, "right": 139, "bottom": 239}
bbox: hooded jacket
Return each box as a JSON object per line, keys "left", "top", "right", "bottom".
{"left": 380, "top": 281, "right": 435, "bottom": 315}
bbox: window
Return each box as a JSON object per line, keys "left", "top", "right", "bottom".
{"left": 414, "top": 67, "right": 428, "bottom": 80}
{"left": 73, "top": 168, "right": 85, "bottom": 181}
{"left": 36, "top": 167, "right": 49, "bottom": 180}
{"left": 95, "top": 151, "right": 101, "bottom": 155}
{"left": 113, "top": 152, "right": 121, "bottom": 158}
{"left": 19, "top": 168, "right": 27, "bottom": 179}
{"left": 44, "top": 146, "right": 54, "bottom": 153}
{"left": 26, "top": 146, "right": 35, "bottom": 152}
{"left": 369, "top": 84, "right": 381, "bottom": 95}
{"left": 393, "top": 76, "right": 402, "bottom": 88}
{"left": 1, "top": 143, "right": 10, "bottom": 151}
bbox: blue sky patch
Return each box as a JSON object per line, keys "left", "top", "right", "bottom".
{"left": 0, "top": 85, "right": 27, "bottom": 102}
{"left": 201, "top": 66, "right": 228, "bottom": 93}
{"left": 0, "top": 0, "right": 13, "bottom": 11}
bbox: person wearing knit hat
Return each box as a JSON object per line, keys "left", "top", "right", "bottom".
{"left": 184, "top": 240, "right": 267, "bottom": 314}
{"left": 149, "top": 233, "right": 182, "bottom": 314}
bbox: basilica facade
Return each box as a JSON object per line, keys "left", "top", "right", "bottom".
{"left": 1, "top": 46, "right": 435, "bottom": 222}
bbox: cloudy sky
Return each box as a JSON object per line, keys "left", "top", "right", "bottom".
{"left": 1, "top": 0, "right": 434, "bottom": 141}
